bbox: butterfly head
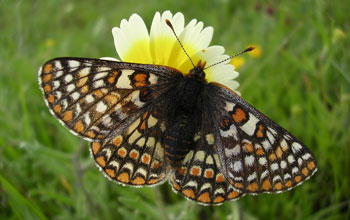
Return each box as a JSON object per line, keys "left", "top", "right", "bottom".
{"left": 189, "top": 60, "right": 206, "bottom": 79}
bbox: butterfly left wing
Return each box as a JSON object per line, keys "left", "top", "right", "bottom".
{"left": 90, "top": 102, "right": 171, "bottom": 186}
{"left": 38, "top": 57, "right": 182, "bottom": 141}
{"left": 203, "top": 83, "right": 317, "bottom": 194}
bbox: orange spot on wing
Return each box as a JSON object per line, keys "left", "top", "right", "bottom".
{"left": 53, "top": 104, "right": 61, "bottom": 113}
{"left": 140, "top": 121, "right": 146, "bottom": 130}
{"left": 256, "top": 148, "right": 265, "bottom": 155}
{"left": 105, "top": 168, "right": 115, "bottom": 178}
{"left": 275, "top": 146, "right": 283, "bottom": 158}
{"left": 96, "top": 156, "right": 106, "bottom": 167}
{"left": 213, "top": 196, "right": 224, "bottom": 203}
{"left": 294, "top": 175, "right": 302, "bottom": 183}
{"left": 307, "top": 161, "right": 316, "bottom": 170}
{"left": 105, "top": 94, "right": 118, "bottom": 105}
{"left": 247, "top": 183, "right": 259, "bottom": 192}
{"left": 134, "top": 73, "right": 147, "bottom": 87}
{"left": 74, "top": 120, "right": 84, "bottom": 133}
{"left": 148, "top": 176, "right": 163, "bottom": 184}
{"left": 62, "top": 110, "right": 73, "bottom": 121}
{"left": 204, "top": 169, "right": 213, "bottom": 178}
{"left": 216, "top": 174, "right": 225, "bottom": 183}
{"left": 113, "top": 136, "right": 122, "bottom": 146}
{"left": 198, "top": 192, "right": 211, "bottom": 203}
{"left": 285, "top": 180, "right": 293, "bottom": 188}
{"left": 227, "top": 191, "right": 240, "bottom": 199}
{"left": 108, "top": 71, "right": 119, "bottom": 84}
{"left": 43, "top": 64, "right": 53, "bottom": 73}
{"left": 182, "top": 189, "right": 195, "bottom": 199}
{"left": 152, "top": 161, "right": 161, "bottom": 169}
{"left": 178, "top": 167, "right": 187, "bottom": 176}
{"left": 132, "top": 177, "right": 145, "bottom": 185}
{"left": 269, "top": 153, "right": 277, "bottom": 161}
{"left": 44, "top": 85, "right": 52, "bottom": 92}
{"left": 234, "top": 182, "right": 243, "bottom": 189}
{"left": 117, "top": 148, "right": 126, "bottom": 158}
{"left": 91, "top": 142, "right": 101, "bottom": 155}
{"left": 302, "top": 167, "right": 309, "bottom": 176}
{"left": 77, "top": 77, "right": 88, "bottom": 87}
{"left": 273, "top": 182, "right": 283, "bottom": 190}
{"left": 232, "top": 108, "right": 247, "bottom": 123}
{"left": 94, "top": 89, "right": 104, "bottom": 98}
{"left": 129, "top": 151, "right": 139, "bottom": 160}
{"left": 42, "top": 74, "right": 52, "bottom": 83}
{"left": 262, "top": 179, "right": 271, "bottom": 190}
{"left": 140, "top": 154, "right": 149, "bottom": 164}
{"left": 243, "top": 143, "right": 254, "bottom": 152}
{"left": 86, "top": 131, "right": 96, "bottom": 138}
{"left": 191, "top": 167, "right": 200, "bottom": 176}
{"left": 81, "top": 85, "right": 89, "bottom": 93}
{"left": 117, "top": 172, "right": 130, "bottom": 183}
{"left": 47, "top": 94, "right": 55, "bottom": 103}
{"left": 172, "top": 182, "right": 181, "bottom": 190}
{"left": 256, "top": 124, "right": 265, "bottom": 138}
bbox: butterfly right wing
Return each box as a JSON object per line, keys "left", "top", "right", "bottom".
{"left": 205, "top": 83, "right": 317, "bottom": 194}
{"left": 38, "top": 57, "right": 183, "bottom": 141}
{"left": 169, "top": 108, "right": 244, "bottom": 205}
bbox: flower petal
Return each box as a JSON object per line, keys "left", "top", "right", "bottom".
{"left": 168, "top": 19, "right": 214, "bottom": 71}
{"left": 150, "top": 11, "right": 185, "bottom": 65}
{"left": 112, "top": 14, "right": 152, "bottom": 63}
{"left": 100, "top": 57, "right": 120, "bottom": 61}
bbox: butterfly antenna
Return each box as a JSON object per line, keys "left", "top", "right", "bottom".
{"left": 204, "top": 46, "right": 255, "bottom": 70}
{"left": 166, "top": 19, "right": 196, "bottom": 68}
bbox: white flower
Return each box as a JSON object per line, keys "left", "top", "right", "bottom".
{"left": 106, "top": 11, "right": 240, "bottom": 93}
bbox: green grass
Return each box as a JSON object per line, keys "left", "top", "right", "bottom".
{"left": 0, "top": 0, "right": 349, "bottom": 219}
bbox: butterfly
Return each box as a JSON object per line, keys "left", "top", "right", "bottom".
{"left": 38, "top": 54, "right": 317, "bottom": 205}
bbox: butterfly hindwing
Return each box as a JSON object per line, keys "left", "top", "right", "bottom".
{"left": 169, "top": 106, "right": 244, "bottom": 205}
{"left": 90, "top": 103, "right": 171, "bottom": 186}
{"left": 39, "top": 58, "right": 182, "bottom": 141}
{"left": 204, "top": 83, "right": 317, "bottom": 194}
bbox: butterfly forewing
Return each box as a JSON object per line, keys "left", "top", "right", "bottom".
{"left": 39, "top": 58, "right": 182, "bottom": 141}
{"left": 206, "top": 83, "right": 317, "bottom": 194}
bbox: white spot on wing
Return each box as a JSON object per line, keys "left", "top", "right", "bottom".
{"left": 205, "top": 134, "right": 214, "bottom": 145}
{"left": 194, "top": 151, "right": 205, "bottom": 162}
{"left": 116, "top": 69, "right": 134, "bottom": 88}
{"left": 247, "top": 172, "right": 257, "bottom": 181}
{"left": 65, "top": 74, "right": 73, "bottom": 83}
{"left": 224, "top": 102, "right": 235, "bottom": 111}
{"left": 220, "top": 124, "right": 237, "bottom": 138}
{"left": 240, "top": 113, "right": 259, "bottom": 136}
{"left": 271, "top": 163, "right": 279, "bottom": 171}
{"left": 96, "top": 101, "right": 107, "bottom": 113}
{"left": 245, "top": 155, "right": 255, "bottom": 166}
{"left": 233, "top": 161, "right": 242, "bottom": 172}
{"left": 68, "top": 60, "right": 80, "bottom": 71}
{"left": 149, "top": 73, "right": 158, "bottom": 84}
{"left": 93, "top": 80, "right": 104, "bottom": 88}
{"left": 259, "top": 157, "right": 267, "bottom": 166}
{"left": 67, "top": 84, "right": 75, "bottom": 92}
{"left": 292, "top": 142, "right": 303, "bottom": 153}
{"left": 85, "top": 94, "right": 94, "bottom": 103}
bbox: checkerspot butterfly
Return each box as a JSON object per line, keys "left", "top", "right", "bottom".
{"left": 38, "top": 22, "right": 317, "bottom": 206}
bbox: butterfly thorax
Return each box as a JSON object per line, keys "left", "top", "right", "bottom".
{"left": 164, "top": 74, "right": 206, "bottom": 168}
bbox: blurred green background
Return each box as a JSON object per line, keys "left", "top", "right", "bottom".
{"left": 0, "top": 0, "right": 349, "bottom": 219}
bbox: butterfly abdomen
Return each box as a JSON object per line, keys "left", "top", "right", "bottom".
{"left": 164, "top": 77, "right": 205, "bottom": 167}
{"left": 164, "top": 115, "right": 195, "bottom": 167}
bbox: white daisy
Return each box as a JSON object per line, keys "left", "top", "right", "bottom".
{"left": 106, "top": 11, "right": 240, "bottom": 93}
